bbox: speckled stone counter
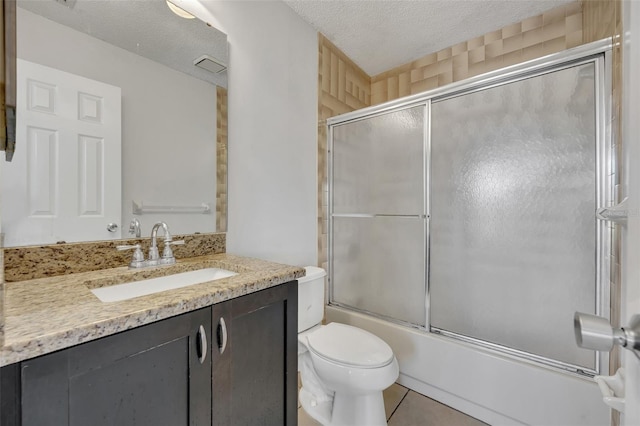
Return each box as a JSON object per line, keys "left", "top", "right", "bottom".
{"left": 1, "top": 253, "right": 304, "bottom": 366}
{"left": 3, "top": 232, "right": 226, "bottom": 282}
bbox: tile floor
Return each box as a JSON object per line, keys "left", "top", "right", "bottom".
{"left": 298, "top": 381, "right": 488, "bottom": 426}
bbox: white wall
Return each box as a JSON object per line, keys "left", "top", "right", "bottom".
{"left": 197, "top": 1, "right": 318, "bottom": 267}
{"left": 16, "top": 8, "right": 217, "bottom": 239}
{"left": 622, "top": 0, "right": 640, "bottom": 424}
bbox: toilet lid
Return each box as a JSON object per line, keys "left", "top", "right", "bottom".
{"left": 307, "top": 323, "right": 394, "bottom": 369}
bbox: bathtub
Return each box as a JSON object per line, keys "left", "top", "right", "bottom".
{"left": 326, "top": 305, "right": 609, "bottom": 426}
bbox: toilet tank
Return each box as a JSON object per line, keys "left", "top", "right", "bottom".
{"left": 298, "top": 266, "right": 326, "bottom": 333}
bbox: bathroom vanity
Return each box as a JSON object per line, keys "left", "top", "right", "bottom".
{"left": 0, "top": 252, "right": 302, "bottom": 426}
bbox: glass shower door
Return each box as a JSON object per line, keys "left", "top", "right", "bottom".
{"left": 429, "top": 62, "right": 602, "bottom": 372}
{"left": 330, "top": 105, "right": 427, "bottom": 327}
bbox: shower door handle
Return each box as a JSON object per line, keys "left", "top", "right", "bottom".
{"left": 574, "top": 312, "right": 640, "bottom": 354}
{"left": 596, "top": 197, "right": 628, "bottom": 224}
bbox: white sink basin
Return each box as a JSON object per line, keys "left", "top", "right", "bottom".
{"left": 91, "top": 268, "right": 238, "bottom": 302}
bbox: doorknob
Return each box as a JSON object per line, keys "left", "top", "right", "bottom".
{"left": 574, "top": 312, "right": 640, "bottom": 355}
{"left": 106, "top": 223, "right": 119, "bottom": 232}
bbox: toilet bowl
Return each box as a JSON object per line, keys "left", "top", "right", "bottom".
{"left": 298, "top": 267, "right": 399, "bottom": 426}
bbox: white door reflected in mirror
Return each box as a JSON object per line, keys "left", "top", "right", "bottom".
{"left": 1, "top": 59, "right": 122, "bottom": 246}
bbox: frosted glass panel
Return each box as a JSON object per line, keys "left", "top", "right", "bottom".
{"left": 332, "top": 216, "right": 426, "bottom": 326}
{"left": 430, "top": 64, "right": 597, "bottom": 369}
{"left": 332, "top": 106, "right": 424, "bottom": 215}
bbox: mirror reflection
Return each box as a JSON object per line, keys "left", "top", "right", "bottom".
{"left": 1, "top": 0, "right": 228, "bottom": 247}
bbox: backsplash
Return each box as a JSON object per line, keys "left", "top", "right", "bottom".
{"left": 3, "top": 232, "right": 225, "bottom": 282}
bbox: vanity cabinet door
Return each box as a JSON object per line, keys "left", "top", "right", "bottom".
{"left": 19, "top": 307, "right": 212, "bottom": 426}
{"left": 212, "top": 281, "right": 298, "bottom": 426}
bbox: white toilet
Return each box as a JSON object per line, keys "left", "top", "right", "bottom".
{"left": 298, "top": 266, "right": 399, "bottom": 426}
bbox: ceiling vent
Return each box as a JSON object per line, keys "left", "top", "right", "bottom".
{"left": 193, "top": 55, "right": 227, "bottom": 74}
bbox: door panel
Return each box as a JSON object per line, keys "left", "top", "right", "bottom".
{"left": 1, "top": 59, "right": 121, "bottom": 246}
{"left": 332, "top": 105, "right": 425, "bottom": 216}
{"left": 68, "top": 338, "right": 189, "bottom": 426}
{"left": 430, "top": 63, "right": 600, "bottom": 371}
{"left": 332, "top": 216, "right": 426, "bottom": 326}
{"left": 20, "top": 308, "right": 211, "bottom": 426}
{"left": 212, "top": 282, "right": 298, "bottom": 426}
{"left": 78, "top": 134, "right": 104, "bottom": 216}
{"left": 26, "top": 126, "right": 57, "bottom": 215}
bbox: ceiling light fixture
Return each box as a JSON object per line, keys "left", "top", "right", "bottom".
{"left": 166, "top": 0, "right": 195, "bottom": 19}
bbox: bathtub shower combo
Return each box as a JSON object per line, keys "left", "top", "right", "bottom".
{"left": 326, "top": 40, "right": 614, "bottom": 425}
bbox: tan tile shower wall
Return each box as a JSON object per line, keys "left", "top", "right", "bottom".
{"left": 370, "top": 2, "right": 584, "bottom": 105}
{"left": 216, "top": 86, "right": 228, "bottom": 232}
{"left": 317, "top": 34, "right": 371, "bottom": 269}
{"left": 583, "top": 0, "right": 619, "bottom": 43}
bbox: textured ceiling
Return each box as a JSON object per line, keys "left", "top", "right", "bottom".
{"left": 284, "top": 0, "right": 574, "bottom": 76}
{"left": 18, "top": 0, "right": 228, "bottom": 87}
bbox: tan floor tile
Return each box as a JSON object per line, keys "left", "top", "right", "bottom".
{"left": 298, "top": 407, "right": 323, "bottom": 426}
{"left": 384, "top": 383, "right": 409, "bottom": 420}
{"left": 388, "top": 391, "right": 487, "bottom": 426}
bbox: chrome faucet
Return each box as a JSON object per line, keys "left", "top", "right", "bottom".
{"left": 149, "top": 222, "right": 184, "bottom": 266}
{"left": 148, "top": 222, "right": 169, "bottom": 264}
{"left": 118, "top": 221, "right": 184, "bottom": 268}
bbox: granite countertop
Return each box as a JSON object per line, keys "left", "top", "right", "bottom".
{"left": 1, "top": 253, "right": 304, "bottom": 367}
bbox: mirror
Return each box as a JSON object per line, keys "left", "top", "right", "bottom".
{"left": 1, "top": 0, "right": 228, "bottom": 247}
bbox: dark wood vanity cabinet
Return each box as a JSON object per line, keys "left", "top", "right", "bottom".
{"left": 211, "top": 281, "right": 298, "bottom": 426}
{"left": 8, "top": 307, "right": 212, "bottom": 426}
{"left": 0, "top": 281, "right": 298, "bottom": 426}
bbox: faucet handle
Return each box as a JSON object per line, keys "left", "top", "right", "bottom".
{"left": 116, "top": 243, "right": 141, "bottom": 252}
{"left": 128, "top": 218, "right": 141, "bottom": 238}
{"left": 161, "top": 240, "right": 185, "bottom": 265}
{"left": 116, "top": 244, "right": 145, "bottom": 268}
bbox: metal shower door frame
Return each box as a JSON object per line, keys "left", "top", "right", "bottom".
{"left": 327, "top": 101, "right": 430, "bottom": 326}
{"left": 327, "top": 39, "right": 613, "bottom": 377}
